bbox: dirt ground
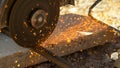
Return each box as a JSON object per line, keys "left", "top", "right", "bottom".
{"left": 27, "top": 36, "right": 120, "bottom": 68}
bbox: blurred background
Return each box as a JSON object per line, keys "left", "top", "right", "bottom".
{"left": 60, "top": 0, "right": 120, "bottom": 30}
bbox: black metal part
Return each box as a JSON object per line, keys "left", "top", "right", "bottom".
{"left": 67, "top": 0, "right": 75, "bottom": 5}
{"left": 33, "top": 45, "right": 73, "bottom": 68}
{"left": 60, "top": 0, "right": 75, "bottom": 6}
{"left": 31, "top": 9, "right": 47, "bottom": 29}
{"left": 88, "top": 0, "right": 102, "bottom": 16}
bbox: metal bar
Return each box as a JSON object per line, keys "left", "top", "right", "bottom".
{"left": 32, "top": 45, "right": 73, "bottom": 68}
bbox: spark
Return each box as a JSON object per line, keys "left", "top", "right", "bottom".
{"left": 15, "top": 60, "right": 18, "bottom": 63}
{"left": 39, "top": 30, "right": 42, "bottom": 33}
{"left": 4, "top": 4, "right": 8, "bottom": 8}
{"left": 14, "top": 34, "right": 18, "bottom": 39}
{"left": 61, "top": 50, "right": 65, "bottom": 53}
{"left": 67, "top": 38, "right": 71, "bottom": 43}
{"left": 17, "top": 64, "right": 21, "bottom": 67}
{"left": 33, "top": 32, "right": 37, "bottom": 36}
{"left": 103, "top": 34, "right": 106, "bottom": 37}
{"left": 29, "top": 55, "right": 32, "bottom": 58}
{"left": 30, "top": 51, "right": 34, "bottom": 55}
{"left": 23, "top": 22, "right": 28, "bottom": 28}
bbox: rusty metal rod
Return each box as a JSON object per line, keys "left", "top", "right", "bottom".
{"left": 32, "top": 45, "right": 73, "bottom": 68}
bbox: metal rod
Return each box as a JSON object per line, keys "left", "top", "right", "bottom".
{"left": 88, "top": 0, "right": 102, "bottom": 16}
{"left": 32, "top": 45, "right": 73, "bottom": 68}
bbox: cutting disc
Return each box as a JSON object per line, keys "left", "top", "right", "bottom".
{"left": 9, "top": 0, "right": 59, "bottom": 47}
